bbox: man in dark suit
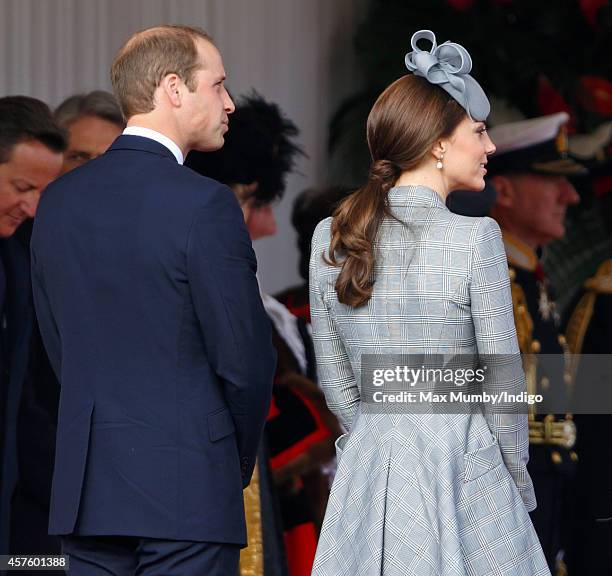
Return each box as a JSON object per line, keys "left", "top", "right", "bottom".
{"left": 30, "top": 25, "right": 275, "bottom": 575}
{"left": 10, "top": 91, "right": 123, "bottom": 569}
{"left": 0, "top": 96, "right": 65, "bottom": 557}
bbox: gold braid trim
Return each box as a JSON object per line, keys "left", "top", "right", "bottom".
{"left": 509, "top": 269, "right": 538, "bottom": 418}
{"left": 239, "top": 460, "right": 264, "bottom": 576}
{"left": 565, "top": 262, "right": 604, "bottom": 378}
{"left": 584, "top": 258, "right": 612, "bottom": 295}
{"left": 555, "top": 557, "right": 568, "bottom": 576}
{"left": 565, "top": 291, "right": 596, "bottom": 355}
{"left": 509, "top": 268, "right": 534, "bottom": 355}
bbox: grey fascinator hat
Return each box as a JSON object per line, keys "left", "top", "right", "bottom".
{"left": 405, "top": 29, "right": 490, "bottom": 122}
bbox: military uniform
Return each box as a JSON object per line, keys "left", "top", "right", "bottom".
{"left": 564, "top": 259, "right": 612, "bottom": 575}
{"left": 504, "top": 231, "right": 577, "bottom": 574}
{"left": 447, "top": 111, "right": 590, "bottom": 574}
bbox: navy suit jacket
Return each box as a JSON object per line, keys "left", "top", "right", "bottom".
{"left": 30, "top": 136, "right": 276, "bottom": 544}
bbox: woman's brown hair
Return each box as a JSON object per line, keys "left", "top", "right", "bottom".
{"left": 327, "top": 75, "right": 466, "bottom": 307}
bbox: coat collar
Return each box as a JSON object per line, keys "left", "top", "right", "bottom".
{"left": 388, "top": 185, "right": 448, "bottom": 210}
{"left": 107, "top": 135, "right": 178, "bottom": 163}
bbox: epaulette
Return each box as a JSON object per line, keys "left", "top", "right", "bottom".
{"left": 509, "top": 266, "right": 534, "bottom": 354}
{"left": 565, "top": 291, "right": 596, "bottom": 355}
{"left": 584, "top": 258, "right": 612, "bottom": 295}
{"left": 566, "top": 258, "right": 612, "bottom": 354}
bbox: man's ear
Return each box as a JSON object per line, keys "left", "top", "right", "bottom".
{"left": 159, "top": 74, "right": 182, "bottom": 107}
{"left": 232, "top": 182, "right": 259, "bottom": 223}
{"left": 240, "top": 200, "right": 252, "bottom": 224}
{"left": 490, "top": 175, "right": 515, "bottom": 208}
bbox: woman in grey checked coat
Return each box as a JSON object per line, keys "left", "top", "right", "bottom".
{"left": 309, "top": 31, "right": 550, "bottom": 576}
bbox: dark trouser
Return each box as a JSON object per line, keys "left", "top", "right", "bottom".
{"left": 9, "top": 486, "right": 63, "bottom": 575}
{"left": 565, "top": 415, "right": 612, "bottom": 574}
{"left": 566, "top": 515, "right": 612, "bottom": 574}
{"left": 528, "top": 446, "right": 576, "bottom": 572}
{"left": 61, "top": 535, "right": 240, "bottom": 576}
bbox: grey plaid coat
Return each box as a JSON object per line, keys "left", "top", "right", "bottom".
{"left": 309, "top": 186, "right": 550, "bottom": 576}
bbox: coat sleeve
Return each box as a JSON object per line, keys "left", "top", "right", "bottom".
{"left": 309, "top": 219, "right": 359, "bottom": 432}
{"left": 186, "top": 185, "right": 275, "bottom": 487}
{"left": 469, "top": 216, "right": 536, "bottom": 511}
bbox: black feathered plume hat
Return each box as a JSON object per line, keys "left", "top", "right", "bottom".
{"left": 185, "top": 91, "right": 305, "bottom": 206}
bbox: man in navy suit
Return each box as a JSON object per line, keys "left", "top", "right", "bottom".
{"left": 30, "top": 25, "right": 276, "bottom": 575}
{"left": 0, "top": 96, "right": 65, "bottom": 558}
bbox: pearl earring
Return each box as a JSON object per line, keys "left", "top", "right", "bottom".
{"left": 436, "top": 154, "right": 444, "bottom": 170}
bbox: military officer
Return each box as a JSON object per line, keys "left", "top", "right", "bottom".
{"left": 448, "top": 112, "right": 586, "bottom": 574}
{"left": 486, "top": 112, "right": 586, "bottom": 574}
{"left": 564, "top": 132, "right": 612, "bottom": 574}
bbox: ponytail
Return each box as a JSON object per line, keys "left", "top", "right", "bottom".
{"left": 324, "top": 75, "right": 466, "bottom": 307}
{"left": 326, "top": 159, "right": 399, "bottom": 307}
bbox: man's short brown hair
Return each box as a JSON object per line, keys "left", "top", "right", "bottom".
{"left": 55, "top": 90, "right": 125, "bottom": 130}
{"left": 0, "top": 96, "right": 67, "bottom": 163}
{"left": 110, "top": 25, "right": 212, "bottom": 119}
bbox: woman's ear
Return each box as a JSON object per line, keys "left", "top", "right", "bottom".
{"left": 430, "top": 139, "right": 447, "bottom": 162}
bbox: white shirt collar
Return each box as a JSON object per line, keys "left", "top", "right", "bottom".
{"left": 122, "top": 127, "right": 184, "bottom": 165}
